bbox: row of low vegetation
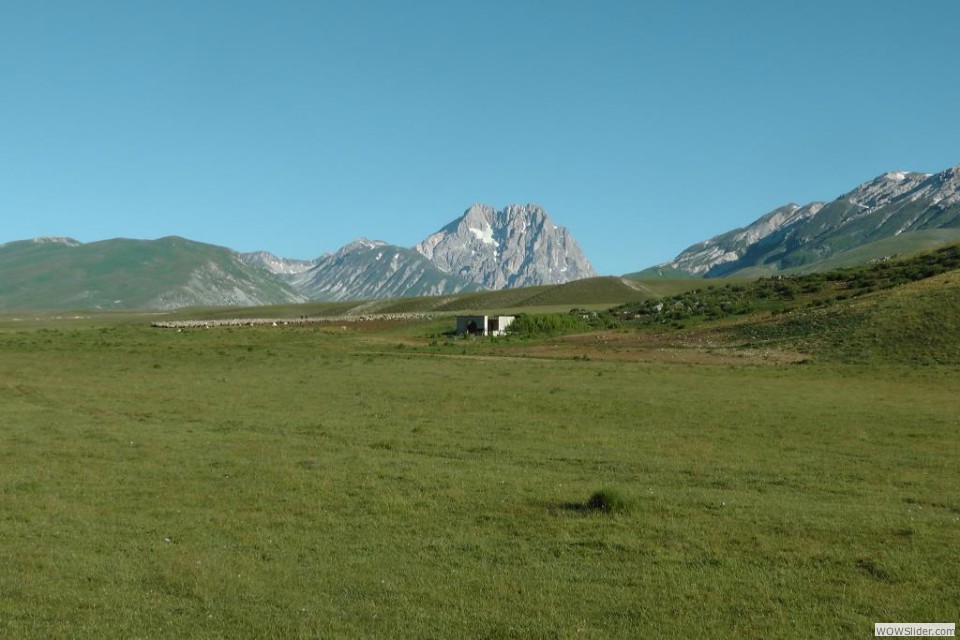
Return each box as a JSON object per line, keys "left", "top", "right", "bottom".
{"left": 506, "top": 308, "right": 622, "bottom": 337}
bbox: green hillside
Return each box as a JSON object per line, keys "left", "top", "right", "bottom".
{"left": 623, "top": 264, "right": 693, "bottom": 279}
{"left": 427, "top": 277, "right": 650, "bottom": 312}
{"left": 618, "top": 243, "right": 960, "bottom": 365}
{"left": 0, "top": 237, "right": 303, "bottom": 311}
{"left": 777, "top": 229, "right": 960, "bottom": 274}
{"left": 722, "top": 269, "right": 960, "bottom": 365}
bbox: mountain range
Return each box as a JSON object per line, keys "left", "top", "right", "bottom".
{"left": 637, "top": 165, "right": 960, "bottom": 278}
{"left": 3, "top": 165, "right": 960, "bottom": 311}
{"left": 0, "top": 204, "right": 594, "bottom": 310}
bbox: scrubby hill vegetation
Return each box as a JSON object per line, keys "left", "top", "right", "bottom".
{"left": 614, "top": 243, "right": 960, "bottom": 327}
{"left": 501, "top": 244, "right": 960, "bottom": 365}
{"left": 617, "top": 243, "right": 960, "bottom": 365}
{"left": 724, "top": 271, "right": 960, "bottom": 365}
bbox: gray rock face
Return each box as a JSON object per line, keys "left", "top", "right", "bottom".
{"left": 845, "top": 171, "right": 932, "bottom": 209}
{"left": 293, "top": 238, "right": 478, "bottom": 301}
{"left": 669, "top": 203, "right": 824, "bottom": 276}
{"left": 415, "top": 203, "right": 597, "bottom": 289}
{"left": 664, "top": 165, "right": 960, "bottom": 277}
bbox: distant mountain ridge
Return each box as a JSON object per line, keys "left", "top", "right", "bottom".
{"left": 647, "top": 165, "right": 960, "bottom": 278}
{"left": 0, "top": 203, "right": 594, "bottom": 310}
{"left": 280, "top": 202, "right": 594, "bottom": 301}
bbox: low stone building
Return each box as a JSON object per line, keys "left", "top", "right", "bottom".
{"left": 455, "top": 315, "right": 515, "bottom": 337}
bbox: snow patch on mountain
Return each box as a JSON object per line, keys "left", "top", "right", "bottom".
{"left": 468, "top": 225, "right": 496, "bottom": 245}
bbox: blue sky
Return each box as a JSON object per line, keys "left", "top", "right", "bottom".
{"left": 2, "top": 1, "right": 958, "bottom": 275}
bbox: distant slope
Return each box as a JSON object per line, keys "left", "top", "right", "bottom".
{"left": 641, "top": 165, "right": 960, "bottom": 278}
{"left": 0, "top": 236, "right": 306, "bottom": 310}
{"left": 334, "top": 276, "right": 699, "bottom": 315}
{"left": 292, "top": 239, "right": 481, "bottom": 301}
{"left": 666, "top": 203, "right": 825, "bottom": 276}
{"left": 155, "top": 275, "right": 690, "bottom": 320}
{"left": 431, "top": 277, "right": 646, "bottom": 312}
{"left": 775, "top": 229, "right": 960, "bottom": 274}
{"left": 624, "top": 265, "right": 697, "bottom": 279}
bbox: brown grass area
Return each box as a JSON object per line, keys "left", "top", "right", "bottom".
{"left": 505, "top": 329, "right": 811, "bottom": 365}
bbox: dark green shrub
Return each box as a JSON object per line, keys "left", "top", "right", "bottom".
{"left": 587, "top": 488, "right": 630, "bottom": 514}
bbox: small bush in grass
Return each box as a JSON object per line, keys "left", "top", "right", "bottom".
{"left": 587, "top": 488, "right": 630, "bottom": 514}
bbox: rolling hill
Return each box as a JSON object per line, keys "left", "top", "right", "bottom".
{"left": 0, "top": 236, "right": 305, "bottom": 311}
{"left": 621, "top": 243, "right": 960, "bottom": 365}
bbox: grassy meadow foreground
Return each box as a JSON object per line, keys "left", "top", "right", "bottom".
{"left": 2, "top": 256, "right": 959, "bottom": 637}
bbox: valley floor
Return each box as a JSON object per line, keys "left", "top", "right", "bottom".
{"left": 1, "top": 318, "right": 957, "bottom": 638}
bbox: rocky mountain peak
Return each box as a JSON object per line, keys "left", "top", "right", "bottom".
{"left": 461, "top": 203, "right": 496, "bottom": 225}
{"left": 340, "top": 237, "right": 388, "bottom": 253}
{"left": 415, "top": 203, "right": 596, "bottom": 289}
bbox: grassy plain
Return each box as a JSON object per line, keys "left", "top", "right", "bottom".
{"left": 2, "top": 310, "right": 958, "bottom": 639}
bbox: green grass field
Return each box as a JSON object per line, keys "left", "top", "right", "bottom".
{"left": 2, "top": 299, "right": 958, "bottom": 638}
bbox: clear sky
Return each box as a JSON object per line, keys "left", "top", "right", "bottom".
{"left": 2, "top": 1, "right": 959, "bottom": 275}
